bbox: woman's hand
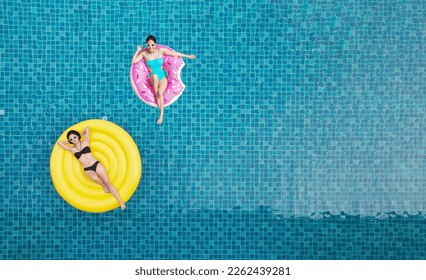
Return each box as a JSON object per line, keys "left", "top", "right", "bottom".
{"left": 132, "top": 46, "right": 144, "bottom": 64}
{"left": 81, "top": 127, "right": 89, "bottom": 136}
{"left": 187, "top": 54, "right": 196, "bottom": 59}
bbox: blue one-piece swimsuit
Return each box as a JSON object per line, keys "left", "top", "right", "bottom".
{"left": 146, "top": 50, "right": 167, "bottom": 80}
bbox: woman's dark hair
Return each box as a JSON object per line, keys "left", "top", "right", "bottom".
{"left": 67, "top": 130, "right": 81, "bottom": 144}
{"left": 146, "top": 35, "right": 157, "bottom": 43}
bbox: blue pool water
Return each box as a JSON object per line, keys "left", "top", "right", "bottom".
{"left": 1, "top": 0, "right": 425, "bottom": 259}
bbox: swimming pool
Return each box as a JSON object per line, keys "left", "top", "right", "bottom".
{"left": 1, "top": 0, "right": 425, "bottom": 259}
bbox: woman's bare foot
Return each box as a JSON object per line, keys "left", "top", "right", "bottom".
{"left": 157, "top": 111, "right": 164, "bottom": 125}
{"left": 121, "top": 203, "right": 127, "bottom": 210}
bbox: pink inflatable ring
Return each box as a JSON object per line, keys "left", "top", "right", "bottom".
{"left": 130, "top": 45, "right": 186, "bottom": 107}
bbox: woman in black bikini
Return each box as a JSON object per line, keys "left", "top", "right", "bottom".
{"left": 57, "top": 127, "right": 126, "bottom": 210}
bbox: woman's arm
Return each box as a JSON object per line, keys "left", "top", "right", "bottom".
{"left": 162, "top": 48, "right": 196, "bottom": 59}
{"left": 57, "top": 141, "right": 74, "bottom": 152}
{"left": 81, "top": 127, "right": 90, "bottom": 142}
{"left": 131, "top": 46, "right": 144, "bottom": 64}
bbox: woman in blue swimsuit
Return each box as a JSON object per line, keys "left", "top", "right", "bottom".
{"left": 57, "top": 127, "right": 126, "bottom": 210}
{"left": 131, "top": 35, "right": 196, "bottom": 125}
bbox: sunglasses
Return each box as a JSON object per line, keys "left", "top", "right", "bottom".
{"left": 146, "top": 44, "right": 155, "bottom": 47}
{"left": 69, "top": 136, "right": 78, "bottom": 142}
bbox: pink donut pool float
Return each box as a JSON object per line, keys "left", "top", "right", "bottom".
{"left": 130, "top": 45, "right": 186, "bottom": 107}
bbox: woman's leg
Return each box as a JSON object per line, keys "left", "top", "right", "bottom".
{"left": 84, "top": 171, "right": 110, "bottom": 193}
{"left": 156, "top": 77, "right": 168, "bottom": 125}
{"left": 149, "top": 74, "right": 159, "bottom": 94}
{"left": 149, "top": 74, "right": 164, "bottom": 124}
{"left": 88, "top": 163, "right": 126, "bottom": 210}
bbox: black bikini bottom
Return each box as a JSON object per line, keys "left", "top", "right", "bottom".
{"left": 84, "top": 161, "right": 100, "bottom": 172}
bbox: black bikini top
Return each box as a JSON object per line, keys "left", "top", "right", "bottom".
{"left": 74, "top": 146, "right": 91, "bottom": 159}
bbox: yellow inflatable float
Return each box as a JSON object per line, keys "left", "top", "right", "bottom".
{"left": 50, "top": 119, "right": 142, "bottom": 213}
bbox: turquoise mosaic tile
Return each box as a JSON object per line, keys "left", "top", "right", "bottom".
{"left": 0, "top": 0, "right": 425, "bottom": 259}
